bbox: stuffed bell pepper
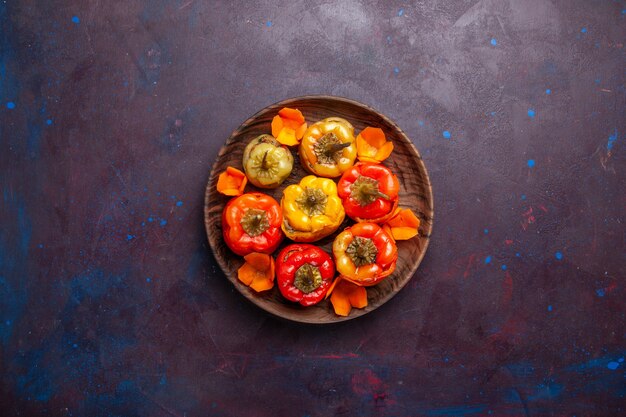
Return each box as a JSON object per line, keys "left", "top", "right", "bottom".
{"left": 281, "top": 175, "right": 345, "bottom": 242}
{"left": 242, "top": 134, "right": 293, "bottom": 189}
{"left": 337, "top": 162, "right": 399, "bottom": 223}
{"left": 276, "top": 244, "right": 335, "bottom": 306}
{"left": 299, "top": 117, "right": 357, "bottom": 178}
{"left": 332, "top": 222, "right": 397, "bottom": 286}
{"left": 222, "top": 193, "right": 283, "bottom": 256}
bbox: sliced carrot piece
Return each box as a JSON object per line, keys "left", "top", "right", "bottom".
{"left": 295, "top": 122, "right": 308, "bottom": 140}
{"left": 330, "top": 280, "right": 368, "bottom": 317}
{"left": 356, "top": 127, "right": 393, "bottom": 163}
{"left": 360, "top": 127, "right": 387, "bottom": 148}
{"left": 271, "top": 115, "right": 283, "bottom": 138}
{"left": 217, "top": 166, "right": 247, "bottom": 196}
{"left": 238, "top": 253, "right": 275, "bottom": 292}
{"left": 387, "top": 208, "right": 420, "bottom": 228}
{"left": 384, "top": 208, "right": 420, "bottom": 240}
{"left": 348, "top": 285, "right": 367, "bottom": 308}
{"left": 325, "top": 276, "right": 343, "bottom": 299}
{"left": 278, "top": 107, "right": 305, "bottom": 124}
{"left": 374, "top": 141, "right": 394, "bottom": 161}
{"left": 276, "top": 127, "right": 298, "bottom": 146}
{"left": 330, "top": 289, "right": 352, "bottom": 316}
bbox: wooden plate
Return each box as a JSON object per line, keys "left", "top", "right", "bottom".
{"left": 204, "top": 95, "right": 433, "bottom": 324}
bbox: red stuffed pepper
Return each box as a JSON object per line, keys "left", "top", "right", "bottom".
{"left": 222, "top": 193, "right": 284, "bottom": 256}
{"left": 276, "top": 244, "right": 335, "bottom": 306}
{"left": 333, "top": 222, "right": 397, "bottom": 286}
{"left": 337, "top": 163, "right": 399, "bottom": 223}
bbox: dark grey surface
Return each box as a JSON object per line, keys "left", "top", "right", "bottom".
{"left": 1, "top": 1, "right": 624, "bottom": 416}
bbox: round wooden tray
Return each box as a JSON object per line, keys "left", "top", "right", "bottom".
{"left": 204, "top": 95, "right": 433, "bottom": 324}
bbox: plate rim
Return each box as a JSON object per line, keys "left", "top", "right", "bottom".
{"left": 204, "top": 94, "right": 434, "bottom": 324}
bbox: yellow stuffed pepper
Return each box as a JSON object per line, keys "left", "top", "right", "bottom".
{"left": 281, "top": 175, "right": 345, "bottom": 242}
{"left": 298, "top": 117, "right": 357, "bottom": 178}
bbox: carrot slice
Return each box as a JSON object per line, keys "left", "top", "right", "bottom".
{"left": 217, "top": 167, "right": 247, "bottom": 196}
{"left": 276, "top": 127, "right": 298, "bottom": 146}
{"left": 356, "top": 127, "right": 393, "bottom": 163}
{"left": 278, "top": 107, "right": 305, "bottom": 124}
{"left": 330, "top": 280, "right": 368, "bottom": 316}
{"left": 272, "top": 108, "right": 306, "bottom": 145}
{"left": 238, "top": 253, "right": 275, "bottom": 292}
{"left": 384, "top": 208, "right": 420, "bottom": 240}
{"left": 271, "top": 115, "right": 284, "bottom": 138}
{"left": 295, "top": 122, "right": 308, "bottom": 140}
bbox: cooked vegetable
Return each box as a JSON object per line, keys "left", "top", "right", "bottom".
{"left": 271, "top": 107, "right": 308, "bottom": 146}
{"left": 299, "top": 117, "right": 357, "bottom": 178}
{"left": 382, "top": 208, "right": 420, "bottom": 241}
{"left": 238, "top": 252, "right": 275, "bottom": 292}
{"left": 222, "top": 193, "right": 283, "bottom": 256}
{"left": 332, "top": 222, "right": 397, "bottom": 286}
{"left": 216, "top": 166, "right": 247, "bottom": 196}
{"left": 329, "top": 278, "right": 368, "bottom": 316}
{"left": 355, "top": 127, "right": 394, "bottom": 163}
{"left": 242, "top": 134, "right": 293, "bottom": 189}
{"left": 337, "top": 163, "right": 399, "bottom": 223}
{"left": 281, "top": 175, "right": 345, "bottom": 242}
{"left": 276, "top": 244, "right": 335, "bottom": 306}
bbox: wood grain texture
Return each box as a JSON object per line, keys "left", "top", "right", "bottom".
{"left": 205, "top": 96, "right": 433, "bottom": 324}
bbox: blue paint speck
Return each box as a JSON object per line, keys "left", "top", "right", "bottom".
{"left": 71, "top": 16, "right": 80, "bottom": 24}
{"left": 490, "top": 38, "right": 497, "bottom": 46}
{"left": 527, "top": 108, "right": 535, "bottom": 118}
{"left": 555, "top": 251, "right": 563, "bottom": 260}
{"left": 386, "top": 35, "right": 392, "bottom": 44}
{"left": 176, "top": 201, "right": 183, "bottom": 207}
{"left": 521, "top": 194, "right": 527, "bottom": 200}
{"left": 442, "top": 130, "right": 451, "bottom": 139}
{"left": 418, "top": 120, "right": 424, "bottom": 126}
{"left": 148, "top": 217, "right": 153, "bottom": 222}
{"left": 6, "top": 101, "right": 15, "bottom": 109}
{"left": 619, "top": 358, "right": 624, "bottom": 363}
{"left": 398, "top": 8, "right": 404, "bottom": 17}
{"left": 72, "top": 343, "right": 78, "bottom": 348}
{"left": 501, "top": 264, "right": 507, "bottom": 271}
{"left": 515, "top": 252, "right": 521, "bottom": 257}
{"left": 595, "top": 288, "right": 605, "bottom": 297}
{"left": 607, "top": 361, "right": 619, "bottom": 370}
{"left": 485, "top": 256, "right": 492, "bottom": 264}
{"left": 46, "top": 119, "right": 53, "bottom": 125}
{"left": 126, "top": 234, "right": 135, "bottom": 241}
{"left": 5, "top": 320, "right": 11, "bottom": 326}
{"left": 622, "top": 9, "right": 626, "bottom": 15}
{"left": 545, "top": 89, "right": 551, "bottom": 95}
{"left": 266, "top": 21, "right": 272, "bottom": 27}
{"left": 527, "top": 159, "right": 535, "bottom": 168}
{"left": 159, "top": 219, "right": 167, "bottom": 226}
{"left": 146, "top": 277, "right": 152, "bottom": 283}
{"left": 547, "top": 305, "right": 553, "bottom": 312}
{"left": 607, "top": 128, "right": 618, "bottom": 151}
{"left": 490, "top": 111, "right": 496, "bottom": 116}
{"left": 141, "top": 222, "right": 146, "bottom": 227}
{"left": 581, "top": 27, "right": 587, "bottom": 33}
{"left": 393, "top": 67, "right": 400, "bottom": 74}
{"left": 483, "top": 228, "right": 489, "bottom": 235}
{"left": 38, "top": 244, "right": 44, "bottom": 249}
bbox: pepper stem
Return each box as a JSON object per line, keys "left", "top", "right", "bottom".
{"left": 240, "top": 208, "right": 270, "bottom": 237}
{"left": 294, "top": 263, "right": 323, "bottom": 293}
{"left": 346, "top": 236, "right": 378, "bottom": 267}
{"left": 350, "top": 175, "right": 389, "bottom": 206}
{"left": 295, "top": 187, "right": 328, "bottom": 216}
{"left": 314, "top": 132, "right": 351, "bottom": 165}
{"left": 261, "top": 150, "right": 270, "bottom": 170}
